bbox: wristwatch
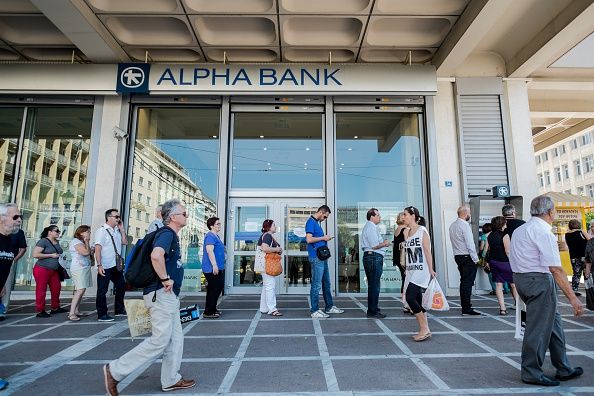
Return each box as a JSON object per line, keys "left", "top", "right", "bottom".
{"left": 160, "top": 276, "right": 170, "bottom": 282}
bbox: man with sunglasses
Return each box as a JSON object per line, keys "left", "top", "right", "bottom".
{"left": 0, "top": 203, "right": 22, "bottom": 326}
{"left": 95, "top": 208, "right": 128, "bottom": 322}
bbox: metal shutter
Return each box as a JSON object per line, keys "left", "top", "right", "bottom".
{"left": 458, "top": 95, "right": 508, "bottom": 196}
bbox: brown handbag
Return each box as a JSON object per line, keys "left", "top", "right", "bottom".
{"left": 264, "top": 235, "right": 282, "bottom": 276}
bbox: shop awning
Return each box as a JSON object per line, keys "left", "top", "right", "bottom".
{"left": 544, "top": 192, "right": 594, "bottom": 208}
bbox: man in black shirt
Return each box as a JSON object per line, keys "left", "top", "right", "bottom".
{"left": 502, "top": 204, "right": 525, "bottom": 239}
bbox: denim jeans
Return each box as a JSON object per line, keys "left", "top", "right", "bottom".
{"left": 363, "top": 252, "right": 383, "bottom": 315}
{"left": 309, "top": 257, "right": 333, "bottom": 313}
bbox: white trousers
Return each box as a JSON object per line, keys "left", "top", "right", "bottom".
{"left": 110, "top": 288, "right": 183, "bottom": 388}
{"left": 259, "top": 273, "right": 277, "bottom": 313}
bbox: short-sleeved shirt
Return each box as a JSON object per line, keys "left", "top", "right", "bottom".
{"left": 35, "top": 238, "right": 63, "bottom": 270}
{"left": 147, "top": 219, "right": 163, "bottom": 234}
{"left": 305, "top": 216, "right": 326, "bottom": 259}
{"left": 144, "top": 227, "right": 183, "bottom": 296}
{"left": 11, "top": 230, "right": 27, "bottom": 250}
{"left": 509, "top": 217, "right": 560, "bottom": 273}
{"left": 565, "top": 230, "right": 587, "bottom": 259}
{"left": 69, "top": 239, "right": 91, "bottom": 271}
{"left": 94, "top": 224, "right": 122, "bottom": 269}
{"left": 257, "top": 233, "right": 279, "bottom": 248}
{"left": 505, "top": 218, "right": 525, "bottom": 239}
{"left": 202, "top": 232, "right": 225, "bottom": 273}
{"left": 0, "top": 233, "right": 19, "bottom": 269}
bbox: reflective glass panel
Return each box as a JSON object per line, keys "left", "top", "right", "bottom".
{"left": 231, "top": 205, "right": 268, "bottom": 287}
{"left": 128, "top": 107, "right": 220, "bottom": 292}
{"left": 335, "top": 112, "right": 425, "bottom": 293}
{"left": 231, "top": 112, "right": 323, "bottom": 189}
{"left": 0, "top": 107, "right": 23, "bottom": 203}
{"left": 14, "top": 106, "right": 93, "bottom": 289}
{"left": 284, "top": 205, "right": 317, "bottom": 289}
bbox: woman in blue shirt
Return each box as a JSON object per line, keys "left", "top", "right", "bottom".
{"left": 202, "top": 217, "right": 226, "bottom": 318}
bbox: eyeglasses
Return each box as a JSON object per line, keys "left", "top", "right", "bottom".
{"left": 109, "top": 215, "right": 121, "bottom": 219}
{"left": 12, "top": 214, "right": 22, "bottom": 220}
{"left": 172, "top": 212, "right": 188, "bottom": 218}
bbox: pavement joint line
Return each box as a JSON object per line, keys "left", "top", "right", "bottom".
{"left": 116, "top": 307, "right": 203, "bottom": 393}
{"left": 349, "top": 296, "right": 450, "bottom": 391}
{"left": 217, "top": 310, "right": 261, "bottom": 394}
{"left": 4, "top": 320, "right": 128, "bottom": 395}
{"left": 312, "top": 317, "right": 340, "bottom": 392}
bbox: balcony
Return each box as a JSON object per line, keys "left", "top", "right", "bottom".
{"left": 24, "top": 169, "right": 39, "bottom": 182}
{"left": 70, "top": 160, "right": 79, "bottom": 170}
{"left": 82, "top": 141, "right": 90, "bottom": 152}
{"left": 44, "top": 150, "right": 56, "bottom": 160}
{"left": 57, "top": 154, "right": 68, "bottom": 167}
{"left": 27, "top": 141, "right": 42, "bottom": 155}
{"left": 40, "top": 174, "right": 54, "bottom": 186}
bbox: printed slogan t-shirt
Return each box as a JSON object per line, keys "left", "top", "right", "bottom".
{"left": 404, "top": 226, "right": 431, "bottom": 288}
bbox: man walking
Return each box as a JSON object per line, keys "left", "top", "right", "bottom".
{"left": 0, "top": 227, "right": 26, "bottom": 319}
{"left": 103, "top": 199, "right": 196, "bottom": 395}
{"left": 95, "top": 208, "right": 128, "bottom": 322}
{"left": 449, "top": 205, "right": 480, "bottom": 315}
{"left": 306, "top": 205, "right": 344, "bottom": 318}
{"left": 361, "top": 208, "right": 390, "bottom": 318}
{"left": 509, "top": 195, "right": 584, "bottom": 386}
{"left": 502, "top": 204, "right": 525, "bottom": 238}
{"left": 0, "top": 202, "right": 23, "bottom": 390}
{"left": 147, "top": 204, "right": 163, "bottom": 233}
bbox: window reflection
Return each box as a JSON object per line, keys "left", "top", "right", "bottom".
{"left": 231, "top": 112, "right": 323, "bottom": 189}
{"left": 0, "top": 108, "right": 22, "bottom": 203}
{"left": 128, "top": 107, "right": 220, "bottom": 292}
{"left": 335, "top": 112, "right": 424, "bottom": 293}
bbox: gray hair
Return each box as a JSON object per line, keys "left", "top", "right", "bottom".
{"left": 530, "top": 195, "right": 555, "bottom": 216}
{"left": 502, "top": 204, "right": 516, "bottom": 217}
{"left": 0, "top": 203, "right": 18, "bottom": 217}
{"left": 161, "top": 199, "right": 183, "bottom": 225}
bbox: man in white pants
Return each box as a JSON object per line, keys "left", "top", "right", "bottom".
{"left": 103, "top": 199, "right": 196, "bottom": 395}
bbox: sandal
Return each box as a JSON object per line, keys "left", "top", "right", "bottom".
{"left": 269, "top": 311, "right": 283, "bottom": 316}
{"left": 68, "top": 314, "right": 81, "bottom": 321}
{"left": 413, "top": 332, "right": 432, "bottom": 342}
{"left": 75, "top": 312, "right": 89, "bottom": 317}
{"left": 499, "top": 309, "right": 508, "bottom": 316}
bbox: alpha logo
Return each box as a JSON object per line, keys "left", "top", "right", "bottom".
{"left": 116, "top": 63, "right": 150, "bottom": 93}
{"left": 498, "top": 186, "right": 509, "bottom": 196}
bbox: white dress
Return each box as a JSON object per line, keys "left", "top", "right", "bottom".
{"left": 69, "top": 239, "right": 93, "bottom": 289}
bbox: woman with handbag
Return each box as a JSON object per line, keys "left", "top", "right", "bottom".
{"left": 68, "top": 225, "right": 94, "bottom": 321}
{"left": 565, "top": 219, "right": 591, "bottom": 296}
{"left": 257, "top": 219, "right": 283, "bottom": 316}
{"left": 487, "top": 216, "right": 516, "bottom": 315}
{"left": 32, "top": 225, "right": 66, "bottom": 317}
{"left": 393, "top": 212, "right": 409, "bottom": 313}
{"left": 202, "top": 217, "right": 226, "bottom": 319}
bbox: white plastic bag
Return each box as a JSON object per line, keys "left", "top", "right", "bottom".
{"left": 422, "top": 278, "right": 449, "bottom": 311}
{"left": 124, "top": 299, "right": 151, "bottom": 338}
{"left": 514, "top": 295, "right": 526, "bottom": 340}
{"left": 254, "top": 246, "right": 266, "bottom": 273}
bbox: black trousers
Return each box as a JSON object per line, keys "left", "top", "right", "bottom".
{"left": 204, "top": 270, "right": 225, "bottom": 315}
{"left": 454, "top": 255, "right": 477, "bottom": 312}
{"left": 96, "top": 267, "right": 125, "bottom": 318}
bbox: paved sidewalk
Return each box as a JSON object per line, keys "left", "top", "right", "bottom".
{"left": 0, "top": 292, "right": 593, "bottom": 395}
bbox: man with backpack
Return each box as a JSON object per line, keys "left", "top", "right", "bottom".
{"left": 103, "top": 198, "right": 196, "bottom": 395}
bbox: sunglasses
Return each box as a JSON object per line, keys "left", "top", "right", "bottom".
{"left": 173, "top": 212, "right": 188, "bottom": 218}
{"left": 13, "top": 214, "right": 22, "bottom": 220}
{"left": 53, "top": 229, "right": 61, "bottom": 233}
{"left": 109, "top": 215, "right": 121, "bottom": 219}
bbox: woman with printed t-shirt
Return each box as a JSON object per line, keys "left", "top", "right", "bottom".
{"left": 202, "top": 217, "right": 226, "bottom": 318}
{"left": 402, "top": 206, "right": 436, "bottom": 342}
{"left": 68, "top": 225, "right": 94, "bottom": 321}
{"left": 258, "top": 219, "right": 283, "bottom": 316}
{"left": 32, "top": 225, "right": 67, "bottom": 317}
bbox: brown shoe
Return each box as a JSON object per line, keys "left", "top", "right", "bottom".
{"left": 103, "top": 364, "right": 119, "bottom": 396}
{"left": 162, "top": 378, "right": 196, "bottom": 392}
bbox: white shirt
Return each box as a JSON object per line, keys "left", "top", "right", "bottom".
{"left": 147, "top": 218, "right": 163, "bottom": 234}
{"left": 449, "top": 218, "right": 479, "bottom": 262}
{"left": 361, "top": 220, "right": 386, "bottom": 256}
{"left": 405, "top": 226, "right": 431, "bottom": 288}
{"left": 509, "top": 217, "right": 561, "bottom": 274}
{"left": 94, "top": 224, "right": 122, "bottom": 269}
{"left": 69, "top": 239, "right": 91, "bottom": 271}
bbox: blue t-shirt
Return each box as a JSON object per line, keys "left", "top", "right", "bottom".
{"left": 202, "top": 232, "right": 225, "bottom": 273}
{"left": 143, "top": 228, "right": 183, "bottom": 296}
{"left": 305, "top": 216, "right": 326, "bottom": 259}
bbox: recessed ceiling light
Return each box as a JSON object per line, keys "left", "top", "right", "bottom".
{"left": 304, "top": 163, "right": 308, "bottom": 166}
{"left": 263, "top": 147, "right": 268, "bottom": 151}
{"left": 212, "top": 135, "right": 217, "bottom": 138}
{"left": 305, "top": 147, "right": 310, "bottom": 151}
{"left": 303, "top": 167, "right": 307, "bottom": 170}
{"left": 268, "top": 167, "right": 272, "bottom": 170}
{"left": 347, "top": 148, "right": 353, "bottom": 151}
{"left": 340, "top": 163, "right": 344, "bottom": 166}
{"left": 339, "top": 167, "right": 343, "bottom": 170}
{"left": 77, "top": 134, "right": 83, "bottom": 138}
{"left": 354, "top": 136, "right": 358, "bottom": 139}
{"left": 267, "top": 162, "right": 271, "bottom": 166}
{"left": 259, "top": 135, "right": 264, "bottom": 138}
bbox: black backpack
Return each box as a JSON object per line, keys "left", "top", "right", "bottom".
{"left": 125, "top": 226, "right": 174, "bottom": 288}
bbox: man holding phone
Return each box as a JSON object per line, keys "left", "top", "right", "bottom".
{"left": 95, "top": 208, "right": 128, "bottom": 322}
{"left": 306, "top": 205, "right": 344, "bottom": 318}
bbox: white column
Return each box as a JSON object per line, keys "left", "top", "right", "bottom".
{"left": 502, "top": 80, "right": 539, "bottom": 217}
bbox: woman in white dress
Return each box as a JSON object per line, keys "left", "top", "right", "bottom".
{"left": 68, "top": 225, "right": 94, "bottom": 321}
{"left": 402, "top": 206, "right": 436, "bottom": 342}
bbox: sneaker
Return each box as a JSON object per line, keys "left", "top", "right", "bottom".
{"left": 36, "top": 311, "right": 51, "bottom": 318}
{"left": 114, "top": 311, "right": 127, "bottom": 317}
{"left": 367, "top": 312, "right": 387, "bottom": 319}
{"left": 103, "top": 364, "right": 119, "bottom": 396}
{"left": 98, "top": 315, "right": 115, "bottom": 322}
{"left": 0, "top": 378, "right": 8, "bottom": 391}
{"left": 574, "top": 291, "right": 582, "bottom": 297}
{"left": 162, "top": 378, "right": 196, "bottom": 392}
{"left": 0, "top": 303, "right": 6, "bottom": 315}
{"left": 202, "top": 313, "right": 220, "bottom": 319}
{"left": 50, "top": 307, "right": 68, "bottom": 314}
{"left": 462, "top": 310, "right": 481, "bottom": 316}
{"left": 311, "top": 309, "right": 330, "bottom": 318}
{"left": 325, "top": 306, "right": 344, "bottom": 314}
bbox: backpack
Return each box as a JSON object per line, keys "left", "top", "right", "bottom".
{"left": 124, "top": 226, "right": 174, "bottom": 288}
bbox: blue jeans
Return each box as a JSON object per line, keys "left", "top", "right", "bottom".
{"left": 309, "top": 257, "right": 333, "bottom": 313}
{"left": 363, "top": 252, "right": 383, "bottom": 315}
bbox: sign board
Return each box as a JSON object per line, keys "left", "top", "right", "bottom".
{"left": 117, "top": 63, "right": 151, "bottom": 93}
{"left": 555, "top": 208, "right": 581, "bottom": 221}
{"left": 492, "top": 185, "right": 510, "bottom": 198}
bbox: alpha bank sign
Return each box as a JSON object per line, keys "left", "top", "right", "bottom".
{"left": 116, "top": 63, "right": 436, "bottom": 94}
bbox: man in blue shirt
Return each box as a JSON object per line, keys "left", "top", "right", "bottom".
{"left": 306, "top": 205, "right": 344, "bottom": 318}
{"left": 103, "top": 199, "right": 196, "bottom": 395}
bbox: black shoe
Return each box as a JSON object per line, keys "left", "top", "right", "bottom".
{"left": 555, "top": 367, "right": 583, "bottom": 381}
{"left": 367, "top": 313, "right": 387, "bottom": 319}
{"left": 522, "top": 376, "right": 560, "bottom": 386}
{"left": 50, "top": 307, "right": 68, "bottom": 314}
{"left": 36, "top": 311, "right": 51, "bottom": 318}
{"left": 462, "top": 310, "right": 481, "bottom": 316}
{"left": 574, "top": 291, "right": 582, "bottom": 296}
{"left": 114, "top": 310, "right": 127, "bottom": 317}
{"left": 98, "top": 315, "right": 115, "bottom": 322}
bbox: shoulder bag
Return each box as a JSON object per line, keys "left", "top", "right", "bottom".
{"left": 106, "top": 228, "right": 125, "bottom": 272}
{"left": 254, "top": 235, "right": 266, "bottom": 273}
{"left": 46, "top": 238, "right": 70, "bottom": 281}
{"left": 264, "top": 235, "right": 283, "bottom": 276}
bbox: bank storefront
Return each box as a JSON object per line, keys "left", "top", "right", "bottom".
{"left": 1, "top": 63, "right": 443, "bottom": 296}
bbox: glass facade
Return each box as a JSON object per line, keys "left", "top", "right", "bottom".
{"left": 0, "top": 107, "right": 23, "bottom": 203}
{"left": 126, "top": 107, "right": 221, "bottom": 292}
